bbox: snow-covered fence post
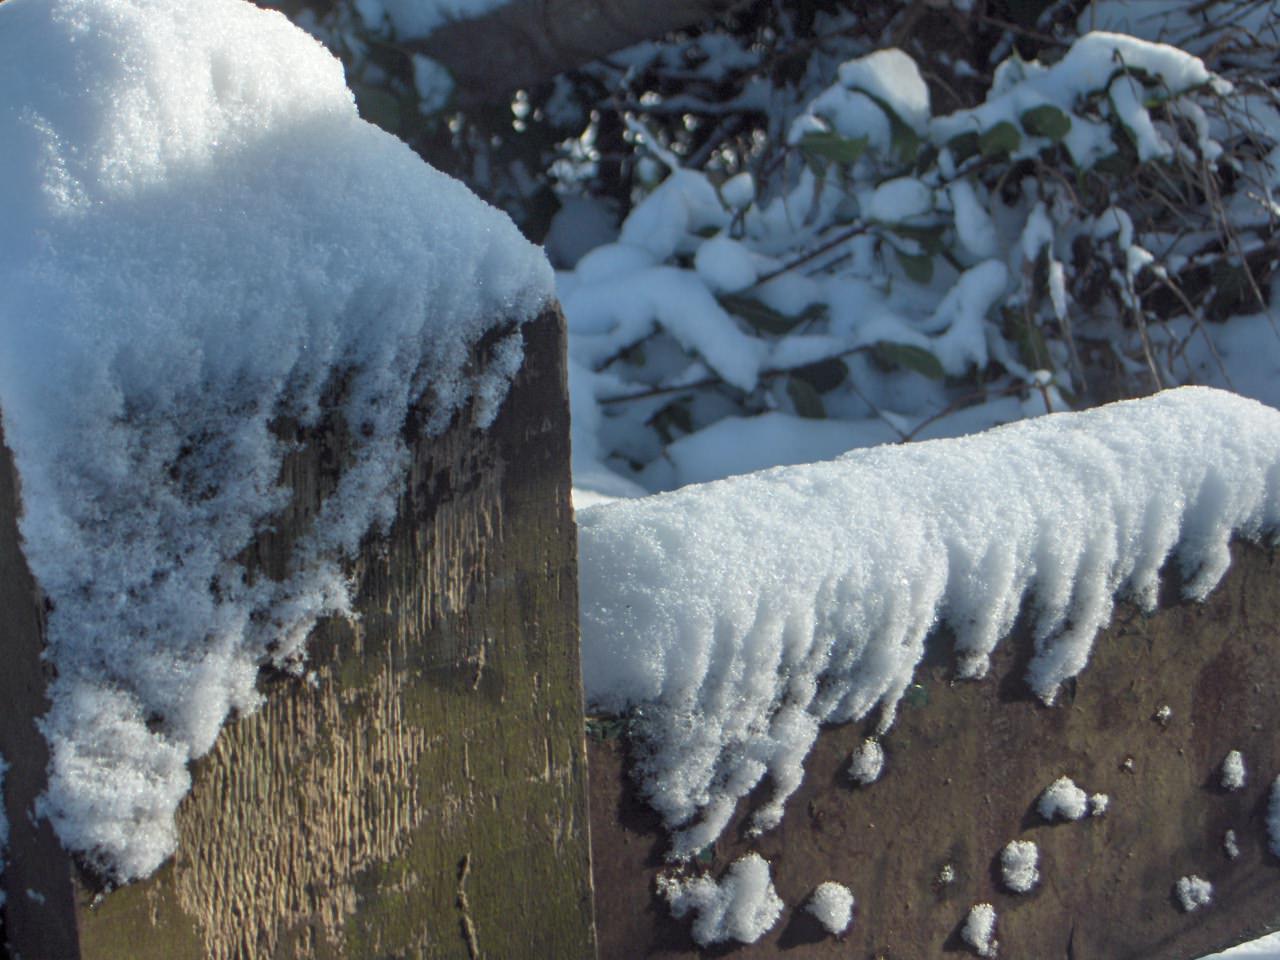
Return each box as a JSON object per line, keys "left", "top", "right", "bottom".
{"left": 0, "top": 306, "right": 597, "bottom": 959}
{"left": 0, "top": 0, "right": 595, "bottom": 954}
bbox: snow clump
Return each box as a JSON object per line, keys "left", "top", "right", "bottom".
{"left": 806, "top": 881, "right": 855, "bottom": 935}
{"left": 1221, "top": 750, "right": 1247, "bottom": 791}
{"left": 580, "top": 388, "right": 1280, "bottom": 858}
{"left": 1000, "top": 840, "right": 1040, "bottom": 893}
{"left": 962, "top": 902, "right": 998, "bottom": 957}
{"left": 0, "top": 0, "right": 550, "bottom": 881}
{"left": 658, "top": 853, "right": 783, "bottom": 947}
{"left": 1038, "top": 777, "right": 1089, "bottom": 822}
{"left": 848, "top": 738, "right": 885, "bottom": 785}
{"left": 1224, "top": 830, "right": 1240, "bottom": 861}
{"left": 1175, "top": 875, "right": 1213, "bottom": 913}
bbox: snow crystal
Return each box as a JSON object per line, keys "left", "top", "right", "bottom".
{"left": 1000, "top": 840, "right": 1040, "bottom": 893}
{"left": 1, "top": 0, "right": 550, "bottom": 881}
{"left": 1268, "top": 777, "right": 1280, "bottom": 858}
{"left": 580, "top": 388, "right": 1280, "bottom": 857}
{"left": 806, "top": 881, "right": 855, "bottom": 935}
{"left": 848, "top": 739, "right": 885, "bottom": 786}
{"left": 962, "top": 903, "right": 999, "bottom": 957}
{"left": 658, "top": 853, "right": 783, "bottom": 947}
{"left": 1038, "top": 777, "right": 1089, "bottom": 822}
{"left": 1221, "top": 750, "right": 1247, "bottom": 791}
{"left": 1224, "top": 829, "right": 1240, "bottom": 861}
{"left": 1176, "top": 875, "right": 1213, "bottom": 913}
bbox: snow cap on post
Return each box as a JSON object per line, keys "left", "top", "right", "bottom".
{"left": 0, "top": 0, "right": 551, "bottom": 881}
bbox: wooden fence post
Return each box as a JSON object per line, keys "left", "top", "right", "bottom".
{"left": 1, "top": 306, "right": 597, "bottom": 959}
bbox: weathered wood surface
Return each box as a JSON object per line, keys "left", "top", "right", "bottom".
{"left": 589, "top": 541, "right": 1280, "bottom": 959}
{"left": 1, "top": 306, "right": 596, "bottom": 959}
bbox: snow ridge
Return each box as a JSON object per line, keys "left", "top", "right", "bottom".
{"left": 579, "top": 387, "right": 1280, "bottom": 857}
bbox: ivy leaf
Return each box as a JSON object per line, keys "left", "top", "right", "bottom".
{"left": 894, "top": 248, "right": 934, "bottom": 284}
{"left": 947, "top": 131, "right": 980, "bottom": 164}
{"left": 719, "top": 295, "right": 802, "bottom": 335}
{"left": 874, "top": 341, "right": 945, "bottom": 380}
{"left": 787, "top": 376, "right": 827, "bottom": 418}
{"left": 979, "top": 121, "right": 1022, "bottom": 157}
{"left": 1020, "top": 105, "right": 1072, "bottom": 142}
{"left": 888, "top": 223, "right": 948, "bottom": 256}
{"left": 790, "top": 357, "right": 849, "bottom": 393}
{"left": 799, "top": 132, "right": 869, "bottom": 166}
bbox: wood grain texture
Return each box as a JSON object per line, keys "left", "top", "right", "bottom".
{"left": 589, "top": 541, "right": 1280, "bottom": 960}
{"left": 2, "top": 306, "right": 596, "bottom": 959}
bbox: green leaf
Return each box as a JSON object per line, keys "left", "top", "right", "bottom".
{"left": 719, "top": 295, "right": 803, "bottom": 335}
{"left": 351, "top": 84, "right": 402, "bottom": 133}
{"left": 888, "top": 223, "right": 948, "bottom": 256}
{"left": 787, "top": 377, "right": 827, "bottom": 418}
{"left": 874, "top": 341, "right": 945, "bottom": 380}
{"left": 894, "top": 248, "right": 934, "bottom": 284}
{"left": 790, "top": 357, "right": 849, "bottom": 394}
{"left": 978, "top": 121, "right": 1022, "bottom": 157}
{"left": 799, "top": 131, "right": 869, "bottom": 166}
{"left": 947, "top": 131, "right": 980, "bottom": 164}
{"left": 1019, "top": 105, "right": 1072, "bottom": 142}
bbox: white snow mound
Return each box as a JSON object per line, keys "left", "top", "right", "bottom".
{"left": 658, "top": 853, "right": 783, "bottom": 947}
{"left": 0, "top": 0, "right": 551, "bottom": 881}
{"left": 579, "top": 387, "right": 1280, "bottom": 857}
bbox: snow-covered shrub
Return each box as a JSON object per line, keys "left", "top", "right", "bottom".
{"left": 565, "top": 29, "right": 1280, "bottom": 496}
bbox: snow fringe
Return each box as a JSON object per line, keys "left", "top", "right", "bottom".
{"left": 580, "top": 387, "right": 1280, "bottom": 858}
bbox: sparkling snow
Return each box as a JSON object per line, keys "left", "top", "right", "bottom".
{"left": 658, "top": 853, "right": 783, "bottom": 947}
{"left": 806, "top": 881, "right": 855, "bottom": 935}
{"left": 580, "top": 387, "right": 1280, "bottom": 857}
{"left": 962, "top": 903, "right": 999, "bottom": 957}
{"left": 1176, "top": 875, "right": 1213, "bottom": 913}
{"left": 0, "top": 0, "right": 550, "bottom": 881}
{"left": 1038, "top": 777, "right": 1089, "bottom": 822}
{"left": 999, "top": 840, "right": 1039, "bottom": 894}
{"left": 1221, "top": 750, "right": 1247, "bottom": 791}
{"left": 848, "top": 738, "right": 885, "bottom": 786}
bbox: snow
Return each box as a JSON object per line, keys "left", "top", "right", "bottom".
{"left": 1176, "top": 875, "right": 1213, "bottom": 913}
{"left": 658, "top": 853, "right": 783, "bottom": 946}
{"left": 1038, "top": 777, "right": 1089, "bottom": 822}
{"left": 962, "top": 903, "right": 999, "bottom": 957}
{"left": 837, "top": 49, "right": 932, "bottom": 134}
{"left": 1000, "top": 840, "right": 1039, "bottom": 893}
{"left": 1224, "top": 829, "right": 1240, "bottom": 861}
{"left": 0, "top": 0, "right": 550, "bottom": 881}
{"left": 806, "top": 881, "right": 855, "bottom": 935}
{"left": 579, "top": 387, "right": 1280, "bottom": 858}
{"left": 1221, "top": 750, "right": 1247, "bottom": 791}
{"left": 848, "top": 738, "right": 885, "bottom": 785}
{"left": 353, "top": 0, "right": 505, "bottom": 39}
